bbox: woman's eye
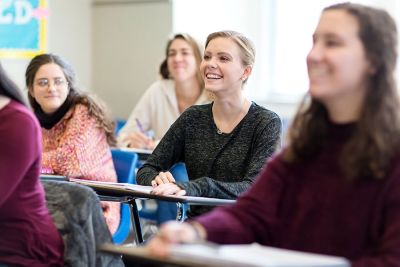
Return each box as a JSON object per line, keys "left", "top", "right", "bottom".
{"left": 37, "top": 80, "right": 48, "bottom": 87}
{"left": 54, "top": 78, "right": 65, "bottom": 86}
{"left": 325, "top": 39, "right": 341, "bottom": 47}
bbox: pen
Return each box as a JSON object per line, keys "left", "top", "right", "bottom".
{"left": 135, "top": 118, "right": 146, "bottom": 134}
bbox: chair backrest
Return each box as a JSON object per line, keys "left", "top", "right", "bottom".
{"left": 169, "top": 162, "right": 189, "bottom": 182}
{"left": 111, "top": 148, "right": 138, "bottom": 184}
{"left": 110, "top": 148, "right": 139, "bottom": 244}
{"left": 114, "top": 119, "right": 127, "bottom": 134}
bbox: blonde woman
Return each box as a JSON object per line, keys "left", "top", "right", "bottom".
{"left": 137, "top": 31, "right": 281, "bottom": 217}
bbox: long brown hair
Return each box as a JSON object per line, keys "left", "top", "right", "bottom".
{"left": 26, "top": 53, "right": 116, "bottom": 146}
{"left": 283, "top": 3, "right": 400, "bottom": 180}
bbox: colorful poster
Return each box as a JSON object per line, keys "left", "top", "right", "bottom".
{"left": 0, "top": 0, "right": 48, "bottom": 58}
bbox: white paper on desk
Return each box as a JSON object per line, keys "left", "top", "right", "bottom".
{"left": 69, "top": 178, "right": 153, "bottom": 193}
{"left": 169, "top": 243, "right": 350, "bottom": 267}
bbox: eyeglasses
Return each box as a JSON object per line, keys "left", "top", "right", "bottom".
{"left": 35, "top": 78, "right": 68, "bottom": 88}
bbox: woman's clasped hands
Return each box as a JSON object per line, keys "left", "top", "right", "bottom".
{"left": 151, "top": 171, "right": 187, "bottom": 196}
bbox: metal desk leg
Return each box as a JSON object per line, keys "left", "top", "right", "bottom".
{"left": 128, "top": 199, "right": 143, "bottom": 244}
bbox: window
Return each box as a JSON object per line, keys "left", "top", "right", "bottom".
{"left": 172, "top": 0, "right": 267, "bottom": 101}
{"left": 173, "top": 0, "right": 399, "bottom": 105}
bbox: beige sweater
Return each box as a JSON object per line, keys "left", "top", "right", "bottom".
{"left": 117, "top": 79, "right": 208, "bottom": 146}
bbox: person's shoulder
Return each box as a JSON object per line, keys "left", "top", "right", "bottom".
{"left": 179, "top": 103, "right": 211, "bottom": 122}
{"left": 149, "top": 79, "right": 175, "bottom": 92}
{"left": 71, "top": 103, "right": 89, "bottom": 116}
{"left": 6, "top": 100, "right": 39, "bottom": 127}
{"left": 250, "top": 102, "right": 281, "bottom": 122}
{"left": 3, "top": 100, "right": 40, "bottom": 136}
{"left": 141, "top": 79, "right": 175, "bottom": 100}
{"left": 66, "top": 103, "right": 102, "bottom": 130}
{"left": 67, "top": 103, "right": 98, "bottom": 123}
{"left": 184, "top": 103, "right": 211, "bottom": 115}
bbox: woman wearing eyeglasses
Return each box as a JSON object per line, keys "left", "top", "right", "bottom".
{"left": 25, "top": 53, "right": 120, "bottom": 234}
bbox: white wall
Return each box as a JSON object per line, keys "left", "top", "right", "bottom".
{"left": 1, "top": 0, "right": 92, "bottom": 95}
{"left": 92, "top": 0, "right": 172, "bottom": 119}
{"left": 48, "top": 0, "right": 92, "bottom": 91}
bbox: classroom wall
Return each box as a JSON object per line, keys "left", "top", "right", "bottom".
{"left": 92, "top": 0, "right": 172, "bottom": 119}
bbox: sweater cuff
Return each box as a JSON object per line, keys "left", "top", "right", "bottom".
{"left": 176, "top": 181, "right": 196, "bottom": 196}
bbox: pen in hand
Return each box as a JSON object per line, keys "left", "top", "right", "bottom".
{"left": 135, "top": 118, "right": 146, "bottom": 134}
{"left": 131, "top": 118, "right": 155, "bottom": 149}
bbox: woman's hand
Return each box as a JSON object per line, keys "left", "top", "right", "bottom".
{"left": 151, "top": 183, "right": 186, "bottom": 196}
{"left": 123, "top": 132, "right": 155, "bottom": 150}
{"left": 147, "top": 221, "right": 206, "bottom": 257}
{"left": 151, "top": 171, "right": 176, "bottom": 187}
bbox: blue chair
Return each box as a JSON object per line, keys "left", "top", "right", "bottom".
{"left": 114, "top": 119, "right": 127, "bottom": 134}
{"left": 139, "top": 162, "right": 189, "bottom": 224}
{"left": 110, "top": 148, "right": 139, "bottom": 244}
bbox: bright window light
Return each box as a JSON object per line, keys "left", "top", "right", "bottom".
{"left": 173, "top": 0, "right": 399, "bottom": 104}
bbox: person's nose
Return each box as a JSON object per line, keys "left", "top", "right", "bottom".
{"left": 307, "top": 42, "right": 323, "bottom": 63}
{"left": 173, "top": 52, "right": 183, "bottom": 62}
{"left": 47, "top": 81, "right": 57, "bottom": 92}
{"left": 205, "top": 57, "right": 217, "bottom": 69}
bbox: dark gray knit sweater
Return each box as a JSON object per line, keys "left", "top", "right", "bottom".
{"left": 136, "top": 102, "right": 281, "bottom": 216}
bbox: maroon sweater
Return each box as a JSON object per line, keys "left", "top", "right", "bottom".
{"left": 0, "top": 101, "right": 64, "bottom": 266}
{"left": 196, "top": 122, "right": 400, "bottom": 266}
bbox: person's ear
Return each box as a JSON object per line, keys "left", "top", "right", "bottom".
{"left": 241, "top": 65, "right": 253, "bottom": 81}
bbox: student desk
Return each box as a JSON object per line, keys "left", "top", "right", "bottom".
{"left": 100, "top": 244, "right": 205, "bottom": 267}
{"left": 69, "top": 179, "right": 235, "bottom": 244}
{"left": 99, "top": 242, "right": 350, "bottom": 267}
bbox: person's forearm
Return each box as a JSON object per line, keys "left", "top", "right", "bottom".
{"left": 136, "top": 166, "right": 158, "bottom": 185}
{"left": 178, "top": 177, "right": 253, "bottom": 198}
